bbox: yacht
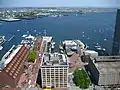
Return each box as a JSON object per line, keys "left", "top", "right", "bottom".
{"left": 17, "top": 29, "right": 20, "bottom": 32}
{"left": 0, "top": 36, "right": 5, "bottom": 45}
{"left": 0, "top": 46, "right": 3, "bottom": 50}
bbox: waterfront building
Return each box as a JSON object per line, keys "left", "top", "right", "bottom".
{"left": 84, "top": 50, "right": 98, "bottom": 58}
{"left": 112, "top": 9, "right": 120, "bottom": 55}
{"left": 0, "top": 45, "right": 30, "bottom": 87}
{"left": 61, "top": 40, "right": 85, "bottom": 56}
{"left": 86, "top": 56, "right": 120, "bottom": 88}
{"left": 42, "top": 36, "right": 55, "bottom": 53}
{"left": 40, "top": 52, "right": 68, "bottom": 88}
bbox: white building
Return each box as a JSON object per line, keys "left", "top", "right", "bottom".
{"left": 41, "top": 52, "right": 68, "bottom": 88}
{"left": 84, "top": 50, "right": 98, "bottom": 58}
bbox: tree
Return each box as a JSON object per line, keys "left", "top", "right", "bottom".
{"left": 73, "top": 68, "right": 91, "bottom": 89}
{"left": 28, "top": 49, "right": 37, "bottom": 62}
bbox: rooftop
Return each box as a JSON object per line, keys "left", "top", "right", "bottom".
{"left": 0, "top": 45, "right": 21, "bottom": 70}
{"left": 85, "top": 50, "right": 98, "bottom": 54}
{"left": 42, "top": 52, "right": 68, "bottom": 66}
{"left": 95, "top": 56, "right": 120, "bottom": 62}
{"left": 42, "top": 36, "right": 53, "bottom": 43}
{"left": 94, "top": 56, "right": 120, "bottom": 74}
{"left": 63, "top": 40, "right": 85, "bottom": 49}
{"left": 0, "top": 45, "right": 30, "bottom": 79}
{"left": 95, "top": 62, "right": 120, "bottom": 74}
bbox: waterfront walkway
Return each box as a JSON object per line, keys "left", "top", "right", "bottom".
{"left": 29, "top": 37, "right": 46, "bottom": 87}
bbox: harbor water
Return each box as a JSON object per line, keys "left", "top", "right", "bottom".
{"left": 0, "top": 12, "right": 116, "bottom": 58}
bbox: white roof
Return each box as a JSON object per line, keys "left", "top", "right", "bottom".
{"left": 63, "top": 40, "right": 77, "bottom": 46}
{"left": 85, "top": 50, "right": 98, "bottom": 54}
{"left": 74, "top": 40, "right": 85, "bottom": 49}
{"left": 0, "top": 45, "right": 22, "bottom": 70}
{"left": 42, "top": 36, "right": 53, "bottom": 42}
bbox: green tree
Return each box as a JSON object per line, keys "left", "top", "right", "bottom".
{"left": 73, "top": 68, "right": 91, "bottom": 89}
{"left": 28, "top": 49, "right": 37, "bottom": 62}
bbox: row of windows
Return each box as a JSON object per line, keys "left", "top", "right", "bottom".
{"left": 42, "top": 69, "right": 68, "bottom": 72}
{"left": 42, "top": 79, "right": 67, "bottom": 82}
{"left": 42, "top": 72, "right": 67, "bottom": 75}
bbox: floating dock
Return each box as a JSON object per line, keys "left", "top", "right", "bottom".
{"left": 8, "top": 35, "right": 15, "bottom": 42}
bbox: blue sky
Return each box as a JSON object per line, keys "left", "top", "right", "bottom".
{"left": 0, "top": 0, "right": 120, "bottom": 7}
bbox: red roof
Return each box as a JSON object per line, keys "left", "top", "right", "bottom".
{"left": 3, "top": 45, "right": 30, "bottom": 80}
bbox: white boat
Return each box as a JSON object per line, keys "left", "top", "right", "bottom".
{"left": 104, "top": 38, "right": 107, "bottom": 41}
{"left": 82, "top": 35, "right": 85, "bottom": 37}
{"left": 103, "top": 48, "right": 106, "bottom": 51}
{"left": 87, "top": 37, "right": 90, "bottom": 40}
{"left": 22, "top": 34, "right": 27, "bottom": 38}
{"left": 17, "top": 29, "right": 20, "bottom": 32}
{"left": 82, "top": 32, "right": 84, "bottom": 34}
{"left": 27, "top": 31, "right": 29, "bottom": 34}
{"left": 34, "top": 30, "right": 36, "bottom": 32}
{"left": 0, "top": 46, "right": 3, "bottom": 50}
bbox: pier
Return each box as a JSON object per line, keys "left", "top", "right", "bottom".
{"left": 8, "top": 35, "right": 15, "bottom": 42}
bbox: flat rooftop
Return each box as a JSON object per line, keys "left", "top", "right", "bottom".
{"left": 42, "top": 36, "right": 53, "bottom": 43}
{"left": 94, "top": 56, "right": 120, "bottom": 74}
{"left": 95, "top": 56, "right": 120, "bottom": 62}
{"left": 42, "top": 52, "right": 68, "bottom": 66}
{"left": 63, "top": 40, "right": 85, "bottom": 49}
{"left": 95, "top": 62, "right": 120, "bottom": 74}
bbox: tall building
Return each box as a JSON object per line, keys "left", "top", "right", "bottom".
{"left": 86, "top": 56, "right": 120, "bottom": 87}
{"left": 41, "top": 52, "right": 68, "bottom": 88}
{"left": 112, "top": 9, "right": 120, "bottom": 55}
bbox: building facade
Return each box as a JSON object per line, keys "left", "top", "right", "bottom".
{"left": 41, "top": 53, "right": 68, "bottom": 88}
{"left": 112, "top": 9, "right": 120, "bottom": 55}
{"left": 86, "top": 56, "right": 120, "bottom": 87}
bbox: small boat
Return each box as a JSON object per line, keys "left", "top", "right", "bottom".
{"left": 104, "top": 38, "right": 107, "bottom": 41}
{"left": 87, "top": 37, "right": 90, "bottom": 40}
{"left": 0, "top": 46, "right": 3, "bottom": 50}
{"left": 27, "top": 31, "right": 29, "bottom": 34}
{"left": 17, "top": 29, "right": 20, "bottom": 32}
{"left": 22, "top": 34, "right": 27, "bottom": 38}
{"left": 103, "top": 48, "right": 106, "bottom": 51}
{"left": 94, "top": 30, "right": 96, "bottom": 32}
{"left": 39, "top": 32, "right": 41, "bottom": 35}
{"left": 34, "top": 30, "right": 36, "bottom": 32}
{"left": 82, "top": 32, "right": 84, "bottom": 34}
{"left": 82, "top": 35, "right": 85, "bottom": 37}
{"left": 94, "top": 45, "right": 102, "bottom": 50}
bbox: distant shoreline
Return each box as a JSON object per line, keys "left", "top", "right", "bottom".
{"left": 0, "top": 11, "right": 115, "bottom": 22}
{"left": 0, "top": 18, "right": 22, "bottom": 22}
{"left": 0, "top": 17, "right": 39, "bottom": 22}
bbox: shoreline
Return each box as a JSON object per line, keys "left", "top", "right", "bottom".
{"left": 0, "top": 11, "right": 114, "bottom": 22}
{"left": 0, "top": 17, "right": 42, "bottom": 22}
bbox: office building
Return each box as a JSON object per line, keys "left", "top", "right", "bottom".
{"left": 112, "top": 9, "right": 120, "bottom": 55}
{"left": 86, "top": 56, "right": 120, "bottom": 87}
{"left": 41, "top": 52, "right": 68, "bottom": 88}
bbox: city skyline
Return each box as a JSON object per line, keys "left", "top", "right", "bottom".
{"left": 0, "top": 0, "right": 120, "bottom": 8}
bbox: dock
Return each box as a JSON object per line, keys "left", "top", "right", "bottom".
{"left": 8, "top": 35, "right": 15, "bottom": 42}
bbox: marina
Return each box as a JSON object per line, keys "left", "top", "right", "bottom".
{"left": 0, "top": 12, "right": 115, "bottom": 57}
